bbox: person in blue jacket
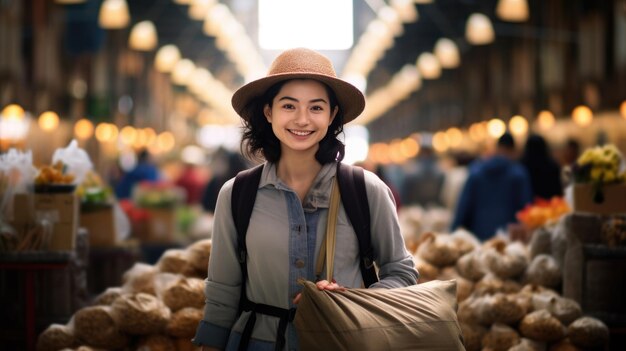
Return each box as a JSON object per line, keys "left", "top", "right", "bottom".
{"left": 451, "top": 132, "right": 533, "bottom": 240}
{"left": 115, "top": 149, "right": 160, "bottom": 199}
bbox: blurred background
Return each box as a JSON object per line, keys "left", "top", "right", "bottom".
{"left": 1, "top": 1, "right": 626, "bottom": 350}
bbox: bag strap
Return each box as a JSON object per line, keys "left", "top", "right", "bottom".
{"left": 315, "top": 177, "right": 340, "bottom": 282}
{"left": 336, "top": 162, "right": 379, "bottom": 288}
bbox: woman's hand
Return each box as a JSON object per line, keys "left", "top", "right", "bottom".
{"left": 292, "top": 279, "right": 346, "bottom": 305}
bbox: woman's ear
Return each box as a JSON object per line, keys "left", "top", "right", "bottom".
{"left": 329, "top": 106, "right": 339, "bottom": 125}
{"left": 264, "top": 104, "right": 272, "bottom": 123}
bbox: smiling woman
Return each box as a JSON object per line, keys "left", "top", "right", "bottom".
{"left": 192, "top": 48, "right": 418, "bottom": 351}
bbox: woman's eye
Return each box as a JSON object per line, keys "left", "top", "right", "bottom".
{"left": 282, "top": 104, "right": 295, "bottom": 109}
{"left": 311, "top": 106, "right": 323, "bottom": 112}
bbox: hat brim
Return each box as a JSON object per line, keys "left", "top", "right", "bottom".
{"left": 231, "top": 73, "right": 365, "bottom": 124}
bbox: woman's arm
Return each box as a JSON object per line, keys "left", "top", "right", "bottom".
{"left": 363, "top": 170, "right": 419, "bottom": 289}
{"left": 192, "top": 179, "right": 241, "bottom": 349}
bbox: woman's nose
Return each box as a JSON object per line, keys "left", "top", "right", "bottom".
{"left": 294, "top": 109, "right": 309, "bottom": 125}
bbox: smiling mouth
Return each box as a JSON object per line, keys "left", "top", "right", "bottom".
{"left": 288, "top": 129, "right": 314, "bottom": 136}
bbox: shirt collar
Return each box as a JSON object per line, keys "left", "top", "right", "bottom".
{"left": 259, "top": 161, "right": 337, "bottom": 211}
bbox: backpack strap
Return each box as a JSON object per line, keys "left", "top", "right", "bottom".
{"left": 232, "top": 164, "right": 294, "bottom": 351}
{"left": 336, "top": 162, "right": 379, "bottom": 288}
{"left": 232, "top": 163, "right": 264, "bottom": 290}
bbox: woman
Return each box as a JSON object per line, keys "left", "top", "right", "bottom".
{"left": 193, "top": 48, "right": 418, "bottom": 351}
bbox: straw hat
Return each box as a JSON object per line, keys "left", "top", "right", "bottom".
{"left": 231, "top": 48, "right": 365, "bottom": 124}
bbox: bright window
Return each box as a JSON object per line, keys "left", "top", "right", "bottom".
{"left": 258, "top": 0, "right": 353, "bottom": 50}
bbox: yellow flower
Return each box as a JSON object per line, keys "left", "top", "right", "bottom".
{"left": 604, "top": 171, "right": 616, "bottom": 183}
{"left": 590, "top": 167, "right": 603, "bottom": 181}
{"left": 577, "top": 149, "right": 595, "bottom": 166}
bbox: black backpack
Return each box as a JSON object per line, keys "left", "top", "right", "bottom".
{"left": 230, "top": 162, "right": 378, "bottom": 351}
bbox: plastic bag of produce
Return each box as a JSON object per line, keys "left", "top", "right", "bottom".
{"left": 481, "top": 323, "right": 520, "bottom": 351}
{"left": 36, "top": 322, "right": 76, "bottom": 351}
{"left": 111, "top": 292, "right": 171, "bottom": 335}
{"left": 92, "top": 287, "right": 125, "bottom": 306}
{"left": 567, "top": 316, "right": 609, "bottom": 349}
{"left": 52, "top": 139, "right": 92, "bottom": 185}
{"left": 136, "top": 334, "right": 176, "bottom": 351}
{"left": 73, "top": 305, "right": 129, "bottom": 349}
{"left": 186, "top": 238, "right": 212, "bottom": 274}
{"left": 122, "top": 263, "right": 158, "bottom": 295}
{"left": 157, "top": 248, "right": 198, "bottom": 277}
{"left": 519, "top": 309, "right": 565, "bottom": 342}
{"left": 159, "top": 275, "right": 205, "bottom": 312}
{"left": 166, "top": 307, "right": 203, "bottom": 338}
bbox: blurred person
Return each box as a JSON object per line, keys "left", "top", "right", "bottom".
{"left": 175, "top": 162, "right": 204, "bottom": 205}
{"left": 115, "top": 149, "right": 160, "bottom": 199}
{"left": 451, "top": 132, "right": 533, "bottom": 240}
{"left": 200, "top": 148, "right": 248, "bottom": 213}
{"left": 521, "top": 134, "right": 563, "bottom": 200}
{"left": 558, "top": 137, "right": 581, "bottom": 186}
{"left": 401, "top": 145, "right": 445, "bottom": 208}
{"left": 440, "top": 151, "right": 474, "bottom": 213}
{"left": 559, "top": 138, "right": 581, "bottom": 167}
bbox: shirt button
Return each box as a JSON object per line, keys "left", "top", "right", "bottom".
{"left": 295, "top": 259, "right": 305, "bottom": 268}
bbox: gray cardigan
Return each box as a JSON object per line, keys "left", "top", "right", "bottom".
{"left": 194, "top": 162, "right": 418, "bottom": 349}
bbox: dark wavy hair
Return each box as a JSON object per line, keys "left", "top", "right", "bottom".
{"left": 240, "top": 79, "right": 345, "bottom": 164}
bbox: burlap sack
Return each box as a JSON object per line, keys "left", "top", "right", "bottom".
{"left": 294, "top": 279, "right": 465, "bottom": 351}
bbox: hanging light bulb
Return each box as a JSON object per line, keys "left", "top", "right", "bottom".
{"left": 487, "top": 118, "right": 506, "bottom": 138}
{"left": 416, "top": 52, "right": 441, "bottom": 79}
{"left": 95, "top": 123, "right": 119, "bottom": 143}
{"left": 508, "top": 115, "right": 528, "bottom": 136}
{"left": 157, "top": 131, "right": 176, "bottom": 152}
{"left": 189, "top": 0, "right": 216, "bottom": 21}
{"left": 99, "top": 0, "right": 130, "bottom": 29}
{"left": 432, "top": 131, "right": 449, "bottom": 153}
{"left": 155, "top": 45, "right": 181, "bottom": 73}
{"left": 390, "top": 0, "right": 419, "bottom": 23}
{"left": 129, "top": 21, "right": 158, "bottom": 51}
{"left": 172, "top": 59, "right": 196, "bottom": 86}
{"left": 38, "top": 111, "right": 60, "bottom": 131}
{"left": 120, "top": 126, "right": 137, "bottom": 145}
{"left": 572, "top": 105, "right": 593, "bottom": 126}
{"left": 445, "top": 127, "right": 463, "bottom": 147}
{"left": 536, "top": 110, "right": 555, "bottom": 130}
{"left": 466, "top": 13, "right": 495, "bottom": 45}
{"left": 469, "top": 122, "right": 487, "bottom": 142}
{"left": 74, "top": 118, "right": 94, "bottom": 140}
{"left": 620, "top": 101, "right": 626, "bottom": 119}
{"left": 434, "top": 38, "right": 460, "bottom": 69}
{"left": 1, "top": 104, "right": 25, "bottom": 120}
{"left": 496, "top": 0, "right": 529, "bottom": 22}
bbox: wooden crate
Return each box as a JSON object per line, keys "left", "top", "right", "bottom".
{"left": 562, "top": 213, "right": 626, "bottom": 327}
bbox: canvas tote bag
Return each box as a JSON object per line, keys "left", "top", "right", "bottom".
{"left": 294, "top": 179, "right": 465, "bottom": 350}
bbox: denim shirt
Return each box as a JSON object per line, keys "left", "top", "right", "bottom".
{"left": 193, "top": 161, "right": 418, "bottom": 350}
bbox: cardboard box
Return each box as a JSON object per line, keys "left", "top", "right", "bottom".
{"left": 133, "top": 208, "right": 176, "bottom": 243}
{"left": 573, "top": 183, "right": 626, "bottom": 215}
{"left": 80, "top": 206, "right": 116, "bottom": 247}
{"left": 12, "top": 193, "right": 79, "bottom": 251}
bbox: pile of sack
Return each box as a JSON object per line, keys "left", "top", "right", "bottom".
{"left": 409, "top": 227, "right": 609, "bottom": 351}
{"left": 37, "top": 239, "right": 211, "bottom": 351}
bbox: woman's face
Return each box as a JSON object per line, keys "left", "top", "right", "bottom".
{"left": 264, "top": 79, "right": 338, "bottom": 158}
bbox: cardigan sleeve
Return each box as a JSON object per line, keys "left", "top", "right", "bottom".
{"left": 192, "top": 178, "right": 241, "bottom": 348}
{"left": 362, "top": 170, "right": 419, "bottom": 289}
